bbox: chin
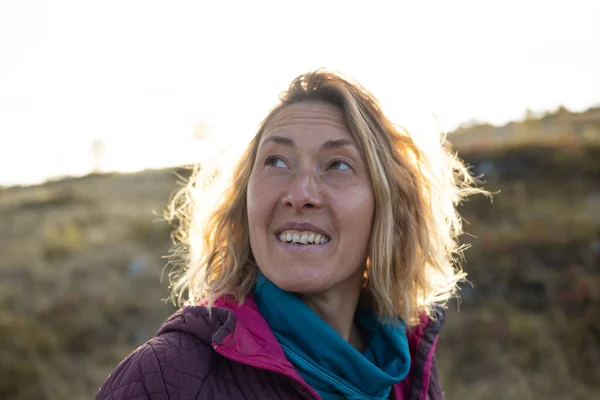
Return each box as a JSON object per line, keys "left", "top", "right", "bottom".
{"left": 261, "top": 267, "right": 335, "bottom": 294}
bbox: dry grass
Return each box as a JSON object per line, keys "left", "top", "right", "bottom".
{"left": 434, "top": 144, "right": 600, "bottom": 399}
{"left": 0, "top": 144, "right": 599, "bottom": 399}
{"left": 0, "top": 169, "right": 183, "bottom": 399}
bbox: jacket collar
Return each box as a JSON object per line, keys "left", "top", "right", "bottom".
{"left": 158, "top": 295, "right": 446, "bottom": 400}
{"left": 158, "top": 295, "right": 304, "bottom": 381}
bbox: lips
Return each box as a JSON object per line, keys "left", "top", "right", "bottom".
{"left": 278, "top": 230, "right": 330, "bottom": 244}
{"left": 275, "top": 222, "right": 331, "bottom": 240}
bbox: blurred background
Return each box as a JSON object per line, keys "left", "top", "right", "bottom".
{"left": 1, "top": 1, "right": 599, "bottom": 399}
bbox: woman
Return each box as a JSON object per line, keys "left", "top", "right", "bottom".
{"left": 97, "top": 70, "right": 486, "bottom": 399}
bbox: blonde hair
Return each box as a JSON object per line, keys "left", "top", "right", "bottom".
{"left": 166, "top": 69, "right": 488, "bottom": 326}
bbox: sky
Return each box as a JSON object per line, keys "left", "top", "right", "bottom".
{"left": 1, "top": 0, "right": 599, "bottom": 186}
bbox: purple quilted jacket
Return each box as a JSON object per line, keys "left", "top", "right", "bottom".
{"left": 96, "top": 295, "right": 446, "bottom": 400}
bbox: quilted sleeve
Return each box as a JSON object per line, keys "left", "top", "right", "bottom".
{"left": 96, "top": 332, "right": 213, "bottom": 400}
{"left": 95, "top": 341, "right": 169, "bottom": 400}
{"left": 427, "top": 356, "right": 446, "bottom": 400}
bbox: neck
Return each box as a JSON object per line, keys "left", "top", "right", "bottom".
{"left": 300, "top": 269, "right": 365, "bottom": 352}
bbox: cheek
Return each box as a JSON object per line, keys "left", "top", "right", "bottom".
{"left": 339, "top": 186, "right": 375, "bottom": 242}
{"left": 353, "top": 185, "right": 375, "bottom": 218}
{"left": 247, "top": 178, "right": 265, "bottom": 259}
{"left": 246, "top": 178, "right": 262, "bottom": 230}
{"left": 247, "top": 174, "right": 275, "bottom": 231}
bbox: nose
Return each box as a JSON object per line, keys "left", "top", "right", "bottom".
{"left": 281, "top": 170, "right": 323, "bottom": 211}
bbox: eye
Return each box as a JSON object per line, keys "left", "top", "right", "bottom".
{"left": 329, "top": 160, "right": 352, "bottom": 171}
{"left": 265, "top": 155, "right": 288, "bottom": 169}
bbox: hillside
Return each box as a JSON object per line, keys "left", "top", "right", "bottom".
{"left": 1, "top": 119, "right": 599, "bottom": 398}
{"left": 437, "top": 143, "right": 600, "bottom": 399}
{"left": 0, "top": 170, "right": 181, "bottom": 399}
{"left": 449, "top": 106, "right": 600, "bottom": 151}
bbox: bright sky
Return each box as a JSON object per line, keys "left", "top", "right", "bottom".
{"left": 1, "top": 0, "right": 599, "bottom": 186}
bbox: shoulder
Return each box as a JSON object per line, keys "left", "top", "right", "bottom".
{"left": 96, "top": 331, "right": 215, "bottom": 400}
{"left": 402, "top": 305, "right": 447, "bottom": 400}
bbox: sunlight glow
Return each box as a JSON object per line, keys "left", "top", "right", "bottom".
{"left": 1, "top": 0, "right": 599, "bottom": 186}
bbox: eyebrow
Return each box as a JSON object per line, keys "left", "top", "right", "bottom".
{"left": 262, "top": 136, "right": 355, "bottom": 150}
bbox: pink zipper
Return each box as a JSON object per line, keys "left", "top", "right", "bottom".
{"left": 213, "top": 343, "right": 322, "bottom": 400}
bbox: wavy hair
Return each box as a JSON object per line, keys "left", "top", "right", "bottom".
{"left": 166, "top": 69, "right": 488, "bottom": 326}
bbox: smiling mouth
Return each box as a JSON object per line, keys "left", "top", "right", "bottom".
{"left": 277, "top": 230, "right": 330, "bottom": 245}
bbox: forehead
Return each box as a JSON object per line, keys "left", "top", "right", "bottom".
{"left": 262, "top": 102, "right": 352, "bottom": 140}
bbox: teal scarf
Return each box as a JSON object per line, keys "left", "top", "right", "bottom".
{"left": 253, "top": 272, "right": 411, "bottom": 400}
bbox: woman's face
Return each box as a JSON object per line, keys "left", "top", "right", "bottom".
{"left": 247, "top": 101, "right": 375, "bottom": 294}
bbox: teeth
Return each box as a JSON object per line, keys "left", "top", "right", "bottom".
{"left": 278, "top": 230, "right": 330, "bottom": 245}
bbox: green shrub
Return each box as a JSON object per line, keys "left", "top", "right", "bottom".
{"left": 41, "top": 221, "right": 84, "bottom": 260}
